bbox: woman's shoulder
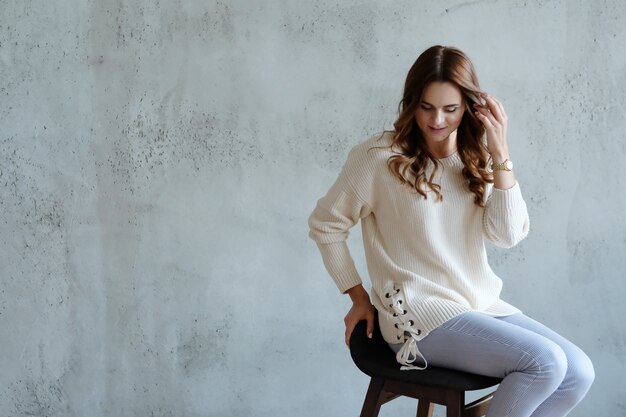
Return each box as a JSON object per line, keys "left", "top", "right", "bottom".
{"left": 339, "top": 132, "right": 394, "bottom": 201}
{"left": 348, "top": 131, "right": 395, "bottom": 162}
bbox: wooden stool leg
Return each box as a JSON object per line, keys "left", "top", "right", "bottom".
{"left": 360, "top": 377, "right": 386, "bottom": 417}
{"left": 417, "top": 400, "right": 434, "bottom": 417}
{"left": 445, "top": 390, "right": 463, "bottom": 417}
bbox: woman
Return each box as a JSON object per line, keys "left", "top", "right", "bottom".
{"left": 308, "top": 45, "right": 594, "bottom": 416}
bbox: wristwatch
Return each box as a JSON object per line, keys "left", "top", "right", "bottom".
{"left": 491, "top": 159, "right": 513, "bottom": 171}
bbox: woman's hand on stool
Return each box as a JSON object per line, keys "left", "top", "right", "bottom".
{"left": 344, "top": 284, "right": 375, "bottom": 347}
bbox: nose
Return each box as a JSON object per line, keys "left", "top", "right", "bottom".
{"left": 433, "top": 110, "right": 445, "bottom": 126}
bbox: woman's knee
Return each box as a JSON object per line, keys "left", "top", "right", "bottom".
{"left": 566, "top": 348, "right": 595, "bottom": 396}
{"left": 524, "top": 340, "right": 568, "bottom": 390}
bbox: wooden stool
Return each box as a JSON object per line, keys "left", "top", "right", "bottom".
{"left": 349, "top": 314, "right": 502, "bottom": 417}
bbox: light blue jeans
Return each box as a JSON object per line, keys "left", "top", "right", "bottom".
{"left": 389, "top": 312, "right": 594, "bottom": 417}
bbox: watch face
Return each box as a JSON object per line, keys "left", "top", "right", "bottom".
{"left": 505, "top": 160, "right": 513, "bottom": 170}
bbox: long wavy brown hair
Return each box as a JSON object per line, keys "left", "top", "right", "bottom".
{"left": 385, "top": 45, "right": 493, "bottom": 206}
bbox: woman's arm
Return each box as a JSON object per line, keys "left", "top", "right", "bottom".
{"left": 482, "top": 183, "right": 530, "bottom": 248}
{"left": 475, "top": 93, "right": 530, "bottom": 247}
{"left": 308, "top": 181, "right": 375, "bottom": 345}
{"left": 308, "top": 183, "right": 372, "bottom": 293}
{"left": 308, "top": 142, "right": 377, "bottom": 291}
{"left": 308, "top": 142, "right": 378, "bottom": 344}
{"left": 474, "top": 92, "right": 515, "bottom": 190}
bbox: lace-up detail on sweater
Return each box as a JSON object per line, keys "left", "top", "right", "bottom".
{"left": 384, "top": 284, "right": 427, "bottom": 370}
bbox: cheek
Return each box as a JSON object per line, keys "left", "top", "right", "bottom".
{"left": 414, "top": 112, "right": 427, "bottom": 127}
{"left": 449, "top": 112, "right": 464, "bottom": 127}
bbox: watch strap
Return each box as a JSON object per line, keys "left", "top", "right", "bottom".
{"left": 491, "top": 159, "right": 513, "bottom": 171}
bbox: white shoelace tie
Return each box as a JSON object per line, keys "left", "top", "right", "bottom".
{"left": 396, "top": 334, "right": 427, "bottom": 371}
{"left": 385, "top": 286, "right": 428, "bottom": 371}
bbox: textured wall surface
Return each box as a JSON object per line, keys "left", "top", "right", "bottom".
{"left": 1, "top": 1, "right": 625, "bottom": 416}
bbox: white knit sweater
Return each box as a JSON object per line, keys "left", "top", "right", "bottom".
{"left": 308, "top": 132, "right": 530, "bottom": 369}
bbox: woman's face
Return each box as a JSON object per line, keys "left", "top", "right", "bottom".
{"left": 414, "top": 81, "right": 466, "bottom": 146}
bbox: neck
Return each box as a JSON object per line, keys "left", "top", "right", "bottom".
{"left": 426, "top": 130, "right": 458, "bottom": 159}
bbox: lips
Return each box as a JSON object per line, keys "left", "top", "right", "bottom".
{"left": 429, "top": 126, "right": 447, "bottom": 134}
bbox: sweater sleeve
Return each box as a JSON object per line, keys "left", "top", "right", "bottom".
{"left": 308, "top": 145, "right": 375, "bottom": 293}
{"left": 482, "top": 182, "right": 530, "bottom": 248}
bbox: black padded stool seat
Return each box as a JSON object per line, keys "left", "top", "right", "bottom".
{"left": 349, "top": 313, "right": 502, "bottom": 417}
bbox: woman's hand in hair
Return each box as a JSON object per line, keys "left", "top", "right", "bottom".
{"left": 474, "top": 93, "right": 516, "bottom": 189}
{"left": 344, "top": 284, "right": 375, "bottom": 347}
{"left": 473, "top": 93, "right": 510, "bottom": 162}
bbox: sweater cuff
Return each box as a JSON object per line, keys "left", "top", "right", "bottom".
{"left": 484, "top": 181, "right": 530, "bottom": 247}
{"left": 490, "top": 181, "right": 524, "bottom": 211}
{"left": 316, "top": 241, "right": 363, "bottom": 293}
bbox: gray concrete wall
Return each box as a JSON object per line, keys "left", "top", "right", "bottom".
{"left": 1, "top": 1, "right": 624, "bottom": 416}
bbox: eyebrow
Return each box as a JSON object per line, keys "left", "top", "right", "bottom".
{"left": 420, "top": 101, "right": 460, "bottom": 108}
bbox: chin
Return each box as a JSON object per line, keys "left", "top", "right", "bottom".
{"left": 429, "top": 133, "right": 451, "bottom": 142}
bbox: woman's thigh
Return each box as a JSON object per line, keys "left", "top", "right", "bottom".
{"left": 499, "top": 313, "right": 595, "bottom": 386}
{"left": 499, "top": 313, "right": 590, "bottom": 363}
{"left": 413, "top": 311, "right": 565, "bottom": 378}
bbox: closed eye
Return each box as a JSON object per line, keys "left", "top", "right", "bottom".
{"left": 420, "top": 104, "right": 459, "bottom": 112}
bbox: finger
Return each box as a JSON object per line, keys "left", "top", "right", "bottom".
{"left": 366, "top": 314, "right": 374, "bottom": 339}
{"left": 474, "top": 110, "right": 495, "bottom": 130}
{"left": 483, "top": 109, "right": 500, "bottom": 129}
{"left": 475, "top": 103, "right": 502, "bottom": 130}
{"left": 473, "top": 105, "right": 495, "bottom": 124}
{"left": 345, "top": 321, "right": 356, "bottom": 347}
{"left": 480, "top": 94, "right": 505, "bottom": 123}
{"left": 489, "top": 95, "right": 508, "bottom": 120}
